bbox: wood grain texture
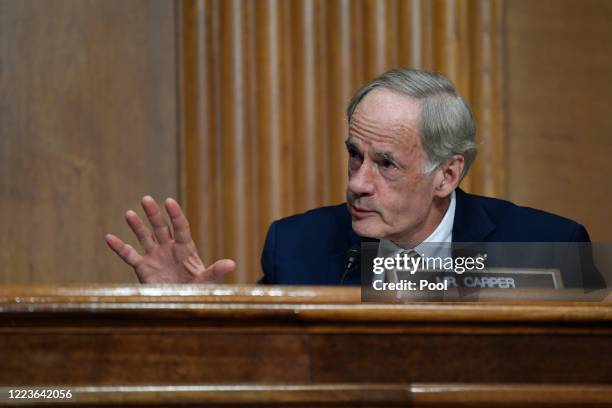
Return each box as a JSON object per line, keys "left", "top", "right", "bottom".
{"left": 5, "top": 0, "right": 608, "bottom": 286}
{"left": 411, "top": 383, "right": 612, "bottom": 407}
{"left": 310, "top": 333, "right": 612, "bottom": 383}
{"left": 504, "top": 0, "right": 612, "bottom": 240}
{"left": 2, "top": 284, "right": 612, "bottom": 315}
{"left": 1, "top": 285, "right": 612, "bottom": 386}
{"left": 466, "top": 0, "right": 505, "bottom": 197}
{"left": 0, "top": 333, "right": 310, "bottom": 385}
{"left": 179, "top": 0, "right": 506, "bottom": 283}
{"left": 1, "top": 384, "right": 611, "bottom": 407}
{"left": 0, "top": 0, "right": 179, "bottom": 283}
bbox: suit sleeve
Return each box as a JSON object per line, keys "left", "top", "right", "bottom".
{"left": 570, "top": 223, "right": 606, "bottom": 288}
{"left": 570, "top": 223, "right": 591, "bottom": 242}
{"left": 258, "top": 221, "right": 278, "bottom": 284}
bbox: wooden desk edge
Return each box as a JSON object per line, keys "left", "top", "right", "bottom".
{"left": 1, "top": 284, "right": 612, "bottom": 323}
{"left": 1, "top": 384, "right": 611, "bottom": 406}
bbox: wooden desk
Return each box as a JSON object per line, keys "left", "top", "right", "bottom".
{"left": 1, "top": 284, "right": 612, "bottom": 386}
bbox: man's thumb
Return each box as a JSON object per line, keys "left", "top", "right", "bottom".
{"left": 205, "top": 259, "right": 236, "bottom": 281}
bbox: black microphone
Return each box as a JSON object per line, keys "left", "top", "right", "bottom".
{"left": 341, "top": 246, "right": 360, "bottom": 284}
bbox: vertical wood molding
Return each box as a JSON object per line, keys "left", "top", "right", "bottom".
{"left": 465, "top": 0, "right": 506, "bottom": 197}
{"left": 425, "top": 0, "right": 506, "bottom": 196}
{"left": 178, "top": 0, "right": 219, "bottom": 268}
{"left": 178, "top": 0, "right": 506, "bottom": 283}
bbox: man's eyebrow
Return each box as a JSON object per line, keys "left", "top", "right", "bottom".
{"left": 373, "top": 150, "right": 395, "bottom": 160}
{"left": 373, "top": 150, "right": 405, "bottom": 168}
{"left": 373, "top": 151, "right": 396, "bottom": 161}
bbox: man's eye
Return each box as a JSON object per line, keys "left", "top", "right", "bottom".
{"left": 347, "top": 149, "right": 363, "bottom": 163}
{"left": 381, "top": 159, "right": 395, "bottom": 169}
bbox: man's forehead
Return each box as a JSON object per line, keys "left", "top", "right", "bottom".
{"left": 352, "top": 88, "right": 422, "bottom": 124}
{"left": 348, "top": 122, "right": 415, "bottom": 146}
{"left": 349, "top": 88, "right": 422, "bottom": 147}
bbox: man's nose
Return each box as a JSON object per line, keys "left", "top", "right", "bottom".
{"left": 348, "top": 162, "right": 376, "bottom": 196}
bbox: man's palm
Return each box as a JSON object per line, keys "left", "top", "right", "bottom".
{"left": 105, "top": 196, "right": 235, "bottom": 283}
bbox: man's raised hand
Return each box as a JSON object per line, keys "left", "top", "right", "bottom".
{"left": 105, "top": 196, "right": 236, "bottom": 283}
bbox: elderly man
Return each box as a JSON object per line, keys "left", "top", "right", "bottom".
{"left": 105, "top": 68, "right": 600, "bottom": 287}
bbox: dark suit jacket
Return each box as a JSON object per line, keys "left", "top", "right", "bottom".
{"left": 259, "top": 188, "right": 604, "bottom": 288}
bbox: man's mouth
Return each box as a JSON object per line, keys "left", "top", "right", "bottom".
{"left": 349, "top": 203, "right": 375, "bottom": 219}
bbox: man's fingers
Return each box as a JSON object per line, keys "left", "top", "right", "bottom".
{"left": 165, "top": 198, "right": 193, "bottom": 244}
{"left": 141, "top": 196, "right": 172, "bottom": 244}
{"left": 125, "top": 210, "right": 157, "bottom": 252}
{"left": 105, "top": 234, "right": 142, "bottom": 267}
{"left": 204, "top": 259, "right": 236, "bottom": 282}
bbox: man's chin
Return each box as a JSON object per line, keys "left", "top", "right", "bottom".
{"left": 351, "top": 219, "right": 384, "bottom": 239}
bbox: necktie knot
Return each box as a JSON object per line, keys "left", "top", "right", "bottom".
{"left": 399, "top": 249, "right": 420, "bottom": 260}
{"left": 384, "top": 249, "right": 421, "bottom": 283}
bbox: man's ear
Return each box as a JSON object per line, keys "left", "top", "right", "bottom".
{"left": 433, "top": 155, "right": 465, "bottom": 198}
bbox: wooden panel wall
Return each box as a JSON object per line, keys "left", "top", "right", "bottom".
{"left": 504, "top": 0, "right": 612, "bottom": 241}
{"left": 180, "top": 0, "right": 505, "bottom": 283}
{"left": 0, "top": 0, "right": 179, "bottom": 283}
{"left": 18, "top": 0, "right": 611, "bottom": 284}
